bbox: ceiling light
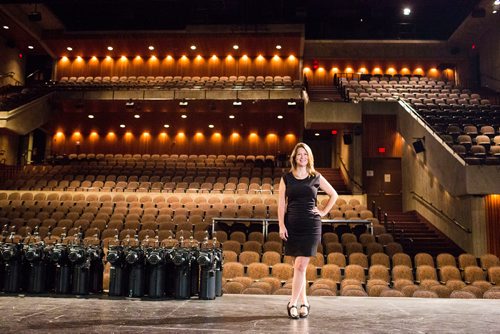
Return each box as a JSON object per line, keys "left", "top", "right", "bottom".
{"left": 229, "top": 115, "right": 235, "bottom": 119}
{"left": 125, "top": 99, "right": 135, "bottom": 107}
{"left": 208, "top": 124, "right": 215, "bottom": 128}
{"left": 164, "top": 124, "right": 170, "bottom": 128}
{"left": 148, "top": 46, "right": 155, "bottom": 50}
{"left": 181, "top": 114, "right": 187, "bottom": 119}
{"left": 495, "top": 0, "right": 500, "bottom": 5}
{"left": 233, "top": 99, "right": 242, "bottom": 106}
{"left": 179, "top": 100, "right": 189, "bottom": 106}
{"left": 120, "top": 124, "right": 126, "bottom": 128}
{"left": 190, "top": 45, "right": 197, "bottom": 50}
{"left": 277, "top": 115, "right": 284, "bottom": 119}
{"left": 67, "top": 47, "right": 73, "bottom": 51}
{"left": 3, "top": 25, "right": 9, "bottom": 30}
{"left": 403, "top": 8, "right": 411, "bottom": 15}
{"left": 493, "top": 10, "right": 498, "bottom": 13}
{"left": 134, "top": 114, "right": 140, "bottom": 119}
{"left": 88, "top": 114, "right": 94, "bottom": 119}
{"left": 107, "top": 46, "right": 113, "bottom": 51}
{"left": 233, "top": 45, "right": 239, "bottom": 50}
{"left": 276, "top": 45, "right": 282, "bottom": 50}
{"left": 287, "top": 100, "right": 297, "bottom": 106}
{"left": 28, "top": 45, "right": 34, "bottom": 50}
{"left": 315, "top": 133, "right": 320, "bottom": 136}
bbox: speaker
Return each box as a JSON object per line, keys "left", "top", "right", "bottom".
{"left": 412, "top": 140, "right": 425, "bottom": 153}
{"left": 343, "top": 134, "right": 352, "bottom": 145}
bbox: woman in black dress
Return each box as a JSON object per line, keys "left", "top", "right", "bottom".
{"left": 278, "top": 142, "right": 338, "bottom": 319}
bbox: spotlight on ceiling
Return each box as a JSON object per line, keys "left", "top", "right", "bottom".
{"left": 403, "top": 7, "right": 411, "bottom": 16}
{"left": 125, "top": 99, "right": 135, "bottom": 107}
{"left": 179, "top": 99, "right": 189, "bottom": 106}
{"left": 233, "top": 99, "right": 242, "bottom": 106}
{"left": 287, "top": 100, "right": 297, "bottom": 106}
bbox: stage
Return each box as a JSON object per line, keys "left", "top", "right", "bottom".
{"left": 1, "top": 294, "right": 499, "bottom": 333}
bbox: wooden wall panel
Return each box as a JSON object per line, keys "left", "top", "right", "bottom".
{"left": 485, "top": 195, "right": 500, "bottom": 257}
{"left": 56, "top": 55, "right": 300, "bottom": 79}
{"left": 362, "top": 115, "right": 403, "bottom": 158}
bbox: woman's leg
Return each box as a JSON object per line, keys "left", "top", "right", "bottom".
{"left": 289, "top": 256, "right": 310, "bottom": 308}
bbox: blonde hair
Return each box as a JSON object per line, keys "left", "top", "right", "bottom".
{"left": 289, "top": 142, "right": 316, "bottom": 176}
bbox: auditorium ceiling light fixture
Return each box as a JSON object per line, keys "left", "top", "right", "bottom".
{"left": 148, "top": 46, "right": 154, "bottom": 50}
{"left": 107, "top": 46, "right": 113, "bottom": 51}
{"left": 208, "top": 124, "right": 215, "bottom": 128}
{"left": 66, "top": 46, "right": 73, "bottom": 51}
{"left": 181, "top": 114, "right": 187, "bottom": 118}
{"left": 403, "top": 7, "right": 411, "bottom": 15}
{"left": 495, "top": 0, "right": 500, "bottom": 5}
{"left": 179, "top": 99, "right": 188, "bottom": 106}
{"left": 120, "top": 124, "right": 126, "bottom": 128}
{"left": 229, "top": 115, "right": 235, "bottom": 119}
{"left": 287, "top": 100, "right": 297, "bottom": 106}
{"left": 134, "top": 114, "right": 141, "bottom": 119}
{"left": 277, "top": 115, "right": 284, "bottom": 119}
{"left": 276, "top": 45, "right": 282, "bottom": 50}
{"left": 125, "top": 99, "right": 135, "bottom": 107}
{"left": 2, "top": 25, "right": 9, "bottom": 30}
{"left": 233, "top": 44, "right": 239, "bottom": 50}
{"left": 88, "top": 114, "right": 94, "bottom": 119}
{"left": 233, "top": 99, "right": 242, "bottom": 106}
{"left": 164, "top": 124, "right": 169, "bottom": 128}
{"left": 190, "top": 45, "right": 197, "bottom": 50}
{"left": 28, "top": 45, "right": 34, "bottom": 49}
{"left": 315, "top": 133, "right": 320, "bottom": 136}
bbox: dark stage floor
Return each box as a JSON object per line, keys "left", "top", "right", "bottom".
{"left": 1, "top": 294, "right": 500, "bottom": 333}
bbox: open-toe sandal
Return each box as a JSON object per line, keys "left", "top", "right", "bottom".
{"left": 299, "top": 304, "right": 310, "bottom": 318}
{"left": 287, "top": 302, "right": 300, "bottom": 319}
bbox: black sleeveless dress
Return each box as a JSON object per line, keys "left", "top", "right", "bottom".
{"left": 283, "top": 172, "right": 321, "bottom": 257}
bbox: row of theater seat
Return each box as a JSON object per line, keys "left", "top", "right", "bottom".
{"left": 56, "top": 153, "right": 276, "bottom": 163}
{"left": 56, "top": 75, "right": 303, "bottom": 89}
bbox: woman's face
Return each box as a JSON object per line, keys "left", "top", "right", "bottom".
{"left": 295, "top": 147, "right": 309, "bottom": 167}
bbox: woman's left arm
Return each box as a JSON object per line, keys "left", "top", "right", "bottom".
{"left": 314, "top": 175, "right": 339, "bottom": 217}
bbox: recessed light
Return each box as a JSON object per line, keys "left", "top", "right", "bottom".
{"left": 164, "top": 124, "right": 170, "bottom": 128}
{"left": 28, "top": 45, "right": 34, "bottom": 50}
{"left": 276, "top": 45, "right": 282, "bottom": 50}
{"left": 233, "top": 44, "right": 239, "bottom": 50}
{"left": 229, "top": 115, "right": 235, "bottom": 119}
{"left": 493, "top": 10, "right": 498, "bottom": 13}
{"left": 179, "top": 100, "right": 189, "bottom": 106}
{"left": 190, "top": 45, "right": 196, "bottom": 50}
{"left": 208, "top": 124, "right": 214, "bottom": 128}
{"left": 3, "top": 25, "right": 9, "bottom": 30}
{"left": 107, "top": 46, "right": 113, "bottom": 51}
{"left": 288, "top": 101, "right": 297, "bottom": 106}
{"left": 120, "top": 124, "right": 126, "bottom": 128}
{"left": 88, "top": 114, "right": 94, "bottom": 119}
{"left": 148, "top": 46, "right": 154, "bottom": 50}
{"left": 134, "top": 114, "right": 140, "bottom": 119}
{"left": 181, "top": 114, "right": 187, "bottom": 119}
{"left": 233, "top": 100, "right": 242, "bottom": 106}
{"left": 403, "top": 7, "right": 411, "bottom": 15}
{"left": 495, "top": 0, "right": 500, "bottom": 5}
{"left": 67, "top": 47, "right": 73, "bottom": 51}
{"left": 277, "top": 115, "right": 284, "bottom": 119}
{"left": 315, "top": 133, "right": 320, "bottom": 136}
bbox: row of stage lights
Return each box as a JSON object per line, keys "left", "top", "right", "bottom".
{"left": 303, "top": 66, "right": 452, "bottom": 74}
{"left": 54, "top": 131, "right": 294, "bottom": 139}
{"left": 60, "top": 54, "right": 296, "bottom": 61}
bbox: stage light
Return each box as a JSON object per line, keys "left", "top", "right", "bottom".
{"left": 181, "top": 114, "right": 187, "bottom": 119}
{"left": 276, "top": 45, "right": 282, "bottom": 50}
{"left": 66, "top": 47, "right": 73, "bottom": 51}
{"left": 148, "top": 46, "right": 154, "bottom": 50}
{"left": 120, "top": 124, "right": 126, "bottom": 128}
{"left": 190, "top": 45, "right": 197, "bottom": 50}
{"left": 88, "top": 114, "right": 94, "bottom": 119}
{"left": 107, "top": 46, "right": 113, "bottom": 51}
{"left": 164, "top": 124, "right": 170, "bottom": 128}
{"left": 179, "top": 99, "right": 188, "bottom": 106}
{"left": 403, "top": 7, "right": 411, "bottom": 15}
{"left": 134, "top": 114, "right": 141, "bottom": 119}
{"left": 233, "top": 99, "right": 242, "bottom": 106}
{"left": 277, "top": 115, "right": 284, "bottom": 119}
{"left": 233, "top": 45, "right": 239, "bottom": 50}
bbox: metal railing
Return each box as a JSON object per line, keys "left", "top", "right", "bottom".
{"left": 211, "top": 217, "right": 373, "bottom": 237}
{"left": 410, "top": 191, "right": 471, "bottom": 233}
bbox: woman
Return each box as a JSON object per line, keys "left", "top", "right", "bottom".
{"left": 278, "top": 142, "right": 338, "bottom": 319}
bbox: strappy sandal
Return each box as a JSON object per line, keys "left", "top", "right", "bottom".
{"left": 287, "top": 302, "right": 299, "bottom": 319}
{"left": 299, "top": 304, "right": 310, "bottom": 318}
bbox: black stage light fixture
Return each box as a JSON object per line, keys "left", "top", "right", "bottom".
{"left": 343, "top": 133, "right": 353, "bottom": 145}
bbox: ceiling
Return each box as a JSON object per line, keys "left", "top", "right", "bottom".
{"left": 2, "top": 1, "right": 482, "bottom": 37}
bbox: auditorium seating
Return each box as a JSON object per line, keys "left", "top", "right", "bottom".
{"left": 56, "top": 75, "right": 303, "bottom": 90}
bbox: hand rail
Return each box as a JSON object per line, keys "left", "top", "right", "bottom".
{"left": 337, "top": 154, "right": 364, "bottom": 193}
{"left": 410, "top": 191, "right": 471, "bottom": 233}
